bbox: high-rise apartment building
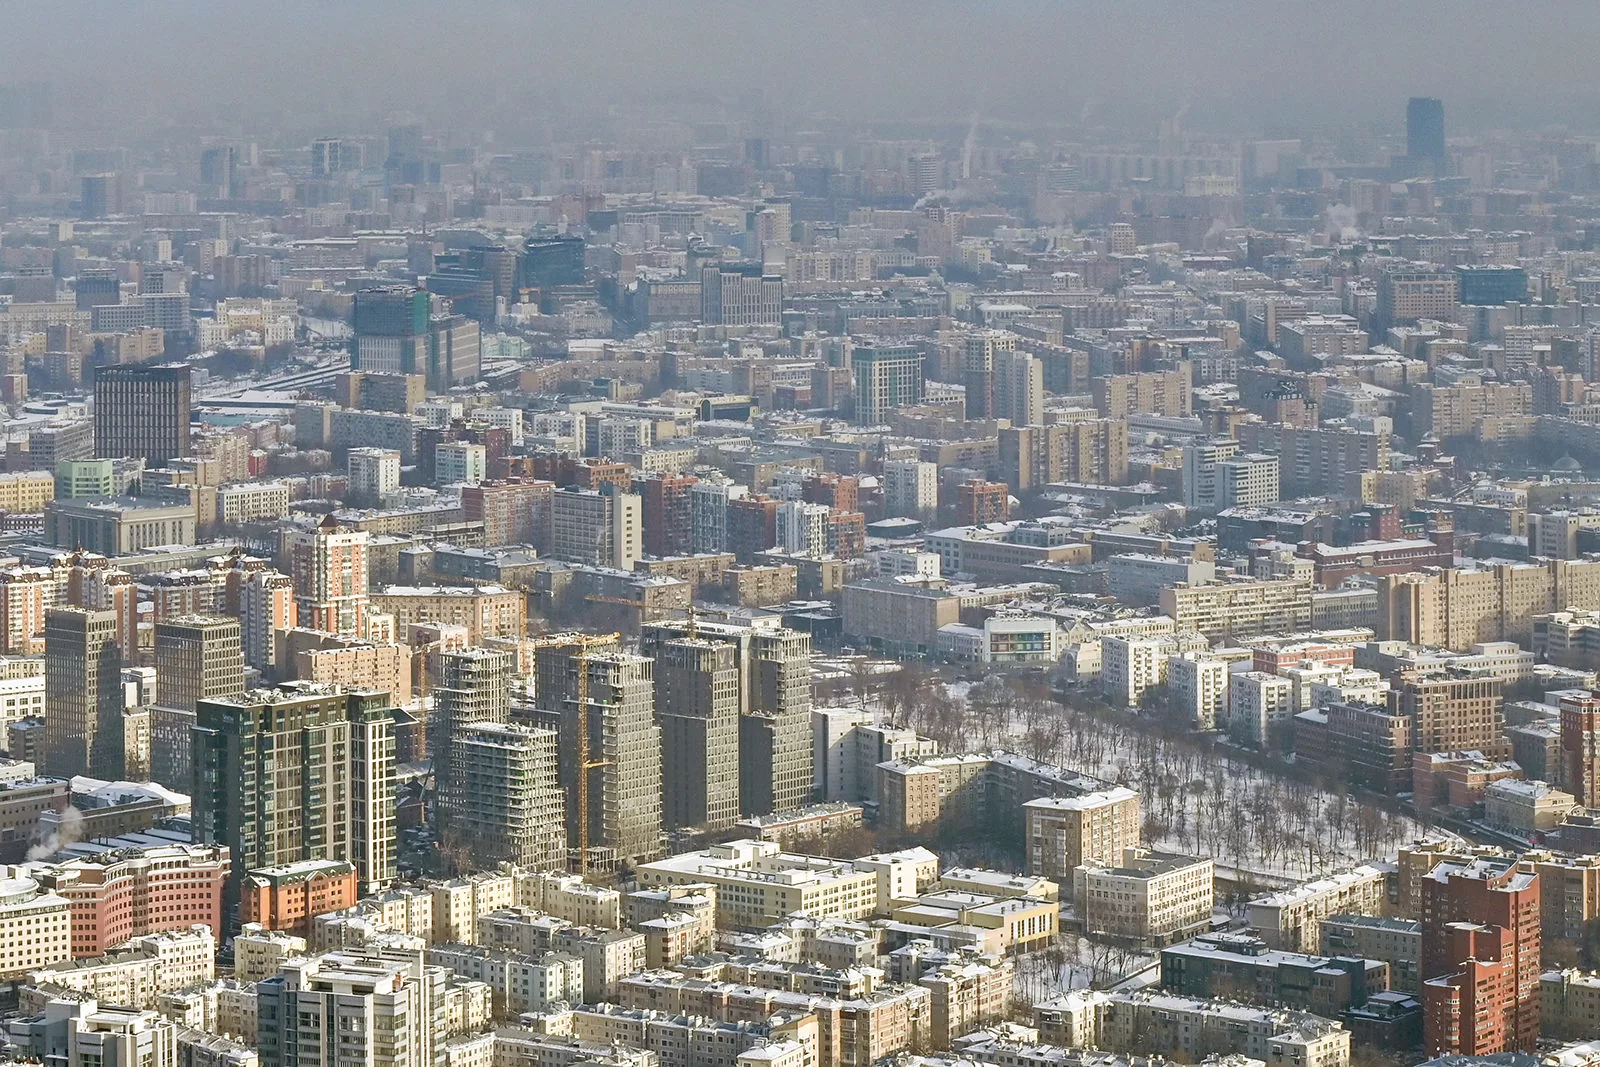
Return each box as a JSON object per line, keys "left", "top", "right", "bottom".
{"left": 43, "top": 607, "right": 125, "bottom": 779}
{"left": 1561, "top": 694, "right": 1600, "bottom": 808}
{"left": 882, "top": 460, "right": 939, "bottom": 518}
{"left": 92, "top": 365, "right": 191, "bottom": 464}
{"left": 288, "top": 517, "right": 369, "bottom": 637}
{"left": 998, "top": 420, "right": 1131, "bottom": 491}
{"left": 257, "top": 951, "right": 446, "bottom": 1067}
{"left": 644, "top": 618, "right": 815, "bottom": 817}
{"left": 461, "top": 479, "right": 555, "bottom": 549}
{"left": 346, "top": 448, "right": 401, "bottom": 507}
{"left": 689, "top": 479, "right": 747, "bottom": 554}
{"left": 652, "top": 638, "right": 741, "bottom": 832}
{"left": 961, "top": 330, "right": 1015, "bottom": 420}
{"left": 241, "top": 568, "right": 296, "bottom": 672}
{"left": 550, "top": 485, "right": 641, "bottom": 571}
{"left": 641, "top": 473, "right": 698, "bottom": 558}
{"left": 1392, "top": 669, "right": 1504, "bottom": 756}
{"left": 192, "top": 683, "right": 396, "bottom": 911}
{"left": 443, "top": 723, "right": 566, "bottom": 872}
{"left": 1419, "top": 857, "right": 1539, "bottom": 1055}
{"left": 742, "top": 627, "right": 814, "bottom": 816}
{"left": 852, "top": 342, "right": 924, "bottom": 425}
{"left": 537, "top": 643, "right": 662, "bottom": 866}
{"left": 993, "top": 348, "right": 1045, "bottom": 427}
{"left": 432, "top": 648, "right": 514, "bottom": 808}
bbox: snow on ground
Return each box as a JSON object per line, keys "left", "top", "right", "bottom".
{"left": 915, "top": 678, "right": 1443, "bottom": 885}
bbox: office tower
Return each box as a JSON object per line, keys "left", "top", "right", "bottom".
{"left": 522, "top": 234, "right": 586, "bottom": 289}
{"left": 193, "top": 683, "right": 396, "bottom": 910}
{"left": 153, "top": 615, "right": 244, "bottom": 714}
{"left": 852, "top": 342, "right": 924, "bottom": 425}
{"left": 80, "top": 174, "right": 121, "bottom": 218}
{"left": 288, "top": 517, "right": 369, "bottom": 637}
{"left": 257, "top": 951, "right": 445, "bottom": 1067}
{"left": 1377, "top": 266, "right": 1459, "bottom": 330}
{"left": 199, "top": 146, "right": 236, "bottom": 194}
{"left": 961, "top": 330, "right": 1014, "bottom": 420}
{"left": 443, "top": 723, "right": 566, "bottom": 872}
{"left": 241, "top": 568, "right": 296, "bottom": 672}
{"left": 883, "top": 459, "right": 938, "bottom": 518}
{"left": 993, "top": 348, "right": 1045, "bottom": 427}
{"left": 1407, "top": 97, "right": 1446, "bottom": 168}
{"left": 74, "top": 268, "right": 123, "bottom": 310}
{"left": 550, "top": 484, "right": 641, "bottom": 571}
{"left": 1561, "top": 694, "right": 1600, "bottom": 808}
{"left": 537, "top": 643, "right": 662, "bottom": 866}
{"left": 43, "top": 607, "right": 124, "bottom": 779}
{"left": 347, "top": 448, "right": 401, "bottom": 507}
{"left": 92, "top": 365, "right": 192, "bottom": 464}
{"left": 431, "top": 648, "right": 513, "bottom": 807}
{"left": 700, "top": 263, "right": 782, "bottom": 326}
{"left": 1216, "top": 453, "right": 1280, "bottom": 508}
{"left": 641, "top": 473, "right": 698, "bottom": 558}
{"left": 310, "top": 138, "right": 360, "bottom": 178}
{"left": 653, "top": 638, "right": 740, "bottom": 831}
{"left": 1419, "top": 857, "right": 1539, "bottom": 1055}
{"left": 350, "top": 286, "right": 425, "bottom": 377}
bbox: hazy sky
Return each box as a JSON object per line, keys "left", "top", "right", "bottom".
{"left": 11, "top": 1, "right": 1600, "bottom": 139}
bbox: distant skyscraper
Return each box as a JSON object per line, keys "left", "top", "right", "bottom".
{"left": 193, "top": 683, "right": 396, "bottom": 910}
{"left": 288, "top": 517, "right": 369, "bottom": 637}
{"left": 1407, "top": 97, "right": 1446, "bottom": 167}
{"left": 92, "top": 364, "right": 192, "bottom": 464}
{"left": 43, "top": 607, "right": 124, "bottom": 779}
{"left": 79, "top": 174, "right": 121, "bottom": 219}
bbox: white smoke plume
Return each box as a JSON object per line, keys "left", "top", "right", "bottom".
{"left": 28, "top": 806, "right": 85, "bottom": 861}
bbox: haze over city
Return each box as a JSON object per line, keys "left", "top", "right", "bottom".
{"left": 2, "top": 7, "right": 1600, "bottom": 1067}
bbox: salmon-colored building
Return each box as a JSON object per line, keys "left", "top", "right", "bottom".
{"left": 30, "top": 844, "right": 230, "bottom": 957}
{"left": 241, "top": 858, "right": 360, "bottom": 937}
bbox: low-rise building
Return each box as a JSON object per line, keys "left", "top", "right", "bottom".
{"left": 1247, "top": 866, "right": 1390, "bottom": 954}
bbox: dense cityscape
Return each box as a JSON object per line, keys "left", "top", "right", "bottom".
{"left": 2, "top": 7, "right": 1600, "bottom": 1067}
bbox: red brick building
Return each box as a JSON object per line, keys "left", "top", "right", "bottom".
{"left": 1561, "top": 693, "right": 1600, "bottom": 808}
{"left": 956, "top": 480, "right": 1010, "bottom": 526}
{"left": 1420, "top": 857, "right": 1540, "bottom": 1056}
{"left": 641, "top": 473, "right": 698, "bottom": 558}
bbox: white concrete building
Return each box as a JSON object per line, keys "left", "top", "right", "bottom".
{"left": 1168, "top": 654, "right": 1228, "bottom": 729}
{"left": 1228, "top": 671, "right": 1295, "bottom": 749}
